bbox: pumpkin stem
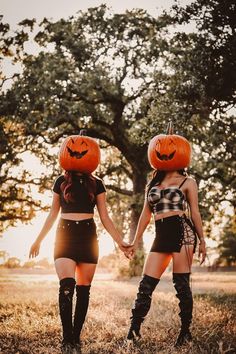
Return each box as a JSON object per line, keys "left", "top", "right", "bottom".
{"left": 166, "top": 121, "right": 173, "bottom": 135}
{"left": 79, "top": 129, "right": 87, "bottom": 136}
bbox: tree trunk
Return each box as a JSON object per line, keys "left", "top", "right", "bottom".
{"left": 128, "top": 169, "right": 148, "bottom": 276}
{"left": 129, "top": 171, "right": 147, "bottom": 241}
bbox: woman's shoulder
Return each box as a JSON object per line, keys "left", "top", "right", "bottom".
{"left": 54, "top": 175, "right": 65, "bottom": 183}
{"left": 93, "top": 175, "right": 104, "bottom": 183}
{"left": 53, "top": 175, "right": 65, "bottom": 188}
{"left": 184, "top": 176, "right": 198, "bottom": 188}
{"left": 93, "top": 175, "right": 106, "bottom": 194}
{"left": 53, "top": 175, "right": 65, "bottom": 193}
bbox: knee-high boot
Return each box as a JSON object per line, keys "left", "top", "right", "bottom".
{"left": 127, "top": 274, "right": 160, "bottom": 340}
{"left": 173, "top": 273, "right": 193, "bottom": 346}
{"left": 73, "top": 285, "right": 91, "bottom": 344}
{"left": 59, "top": 277, "right": 76, "bottom": 345}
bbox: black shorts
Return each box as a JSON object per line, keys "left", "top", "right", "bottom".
{"left": 150, "top": 214, "right": 197, "bottom": 253}
{"left": 54, "top": 218, "right": 99, "bottom": 264}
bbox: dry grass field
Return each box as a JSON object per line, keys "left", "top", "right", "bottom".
{"left": 0, "top": 270, "right": 235, "bottom": 354}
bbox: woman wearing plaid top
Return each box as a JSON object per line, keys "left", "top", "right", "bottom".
{"left": 127, "top": 169, "right": 206, "bottom": 347}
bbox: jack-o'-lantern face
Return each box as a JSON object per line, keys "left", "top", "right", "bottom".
{"left": 148, "top": 124, "right": 191, "bottom": 171}
{"left": 59, "top": 134, "right": 100, "bottom": 173}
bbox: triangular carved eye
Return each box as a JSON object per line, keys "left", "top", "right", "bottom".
{"left": 81, "top": 140, "right": 88, "bottom": 146}
{"left": 169, "top": 151, "right": 176, "bottom": 159}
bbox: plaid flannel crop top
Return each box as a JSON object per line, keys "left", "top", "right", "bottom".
{"left": 148, "top": 178, "right": 187, "bottom": 214}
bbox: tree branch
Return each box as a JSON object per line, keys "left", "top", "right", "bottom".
{"left": 105, "top": 184, "right": 133, "bottom": 196}
{"left": 0, "top": 74, "right": 19, "bottom": 89}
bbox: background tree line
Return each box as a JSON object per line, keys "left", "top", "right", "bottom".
{"left": 0, "top": 0, "right": 235, "bottom": 271}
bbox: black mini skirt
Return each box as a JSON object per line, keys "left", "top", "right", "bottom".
{"left": 54, "top": 218, "right": 99, "bottom": 264}
{"left": 150, "top": 214, "right": 197, "bottom": 253}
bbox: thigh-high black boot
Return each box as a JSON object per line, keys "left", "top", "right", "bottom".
{"left": 127, "top": 274, "right": 160, "bottom": 340}
{"left": 73, "top": 285, "right": 91, "bottom": 345}
{"left": 173, "top": 273, "right": 193, "bottom": 347}
{"left": 59, "top": 277, "right": 76, "bottom": 347}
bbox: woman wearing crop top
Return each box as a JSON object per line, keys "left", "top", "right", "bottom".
{"left": 29, "top": 171, "right": 130, "bottom": 352}
{"left": 126, "top": 169, "right": 206, "bottom": 347}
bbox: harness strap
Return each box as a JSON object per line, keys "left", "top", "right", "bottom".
{"left": 179, "top": 178, "right": 188, "bottom": 189}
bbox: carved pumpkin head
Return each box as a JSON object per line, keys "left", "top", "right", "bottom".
{"left": 59, "top": 131, "right": 100, "bottom": 173}
{"left": 147, "top": 123, "right": 191, "bottom": 171}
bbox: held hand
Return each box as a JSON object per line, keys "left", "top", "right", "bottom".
{"left": 117, "top": 240, "right": 133, "bottom": 259}
{"left": 198, "top": 240, "right": 207, "bottom": 265}
{"left": 123, "top": 245, "right": 134, "bottom": 260}
{"left": 118, "top": 240, "right": 132, "bottom": 252}
{"left": 124, "top": 243, "right": 138, "bottom": 260}
{"left": 29, "top": 241, "right": 41, "bottom": 259}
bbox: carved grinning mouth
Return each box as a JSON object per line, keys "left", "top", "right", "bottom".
{"left": 156, "top": 150, "right": 176, "bottom": 161}
{"left": 66, "top": 139, "right": 88, "bottom": 159}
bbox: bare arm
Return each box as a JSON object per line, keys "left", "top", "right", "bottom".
{"left": 132, "top": 199, "right": 152, "bottom": 250}
{"left": 186, "top": 179, "right": 204, "bottom": 240}
{"left": 186, "top": 178, "right": 206, "bottom": 264}
{"left": 96, "top": 192, "right": 130, "bottom": 251}
{"left": 29, "top": 193, "right": 60, "bottom": 258}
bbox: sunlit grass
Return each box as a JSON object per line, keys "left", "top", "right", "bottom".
{"left": 0, "top": 272, "right": 235, "bottom": 353}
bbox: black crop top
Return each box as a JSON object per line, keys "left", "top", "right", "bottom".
{"left": 53, "top": 175, "right": 106, "bottom": 213}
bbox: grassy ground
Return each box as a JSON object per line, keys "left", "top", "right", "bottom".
{"left": 0, "top": 271, "right": 235, "bottom": 354}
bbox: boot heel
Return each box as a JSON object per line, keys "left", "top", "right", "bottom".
{"left": 127, "top": 325, "right": 141, "bottom": 340}
{"left": 175, "top": 329, "right": 192, "bottom": 347}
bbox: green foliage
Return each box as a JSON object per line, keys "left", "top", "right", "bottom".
{"left": 95, "top": 145, "right": 132, "bottom": 236}
{"left": 128, "top": 248, "right": 146, "bottom": 277}
{"left": 99, "top": 247, "right": 145, "bottom": 278}
{"left": 0, "top": 118, "right": 44, "bottom": 234}
{"left": 168, "top": 0, "right": 236, "bottom": 107}
{"left": 218, "top": 215, "right": 236, "bottom": 266}
{"left": 3, "top": 256, "right": 21, "bottom": 268}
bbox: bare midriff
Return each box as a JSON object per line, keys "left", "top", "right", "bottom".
{"left": 61, "top": 213, "right": 94, "bottom": 221}
{"left": 154, "top": 210, "right": 185, "bottom": 221}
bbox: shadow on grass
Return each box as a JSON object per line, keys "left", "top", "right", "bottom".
{"left": 0, "top": 331, "right": 61, "bottom": 354}
{"left": 194, "top": 292, "right": 236, "bottom": 310}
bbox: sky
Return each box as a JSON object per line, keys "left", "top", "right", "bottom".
{"left": 1, "top": 0, "right": 184, "bottom": 25}
{"left": 1, "top": 0, "right": 191, "bottom": 264}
